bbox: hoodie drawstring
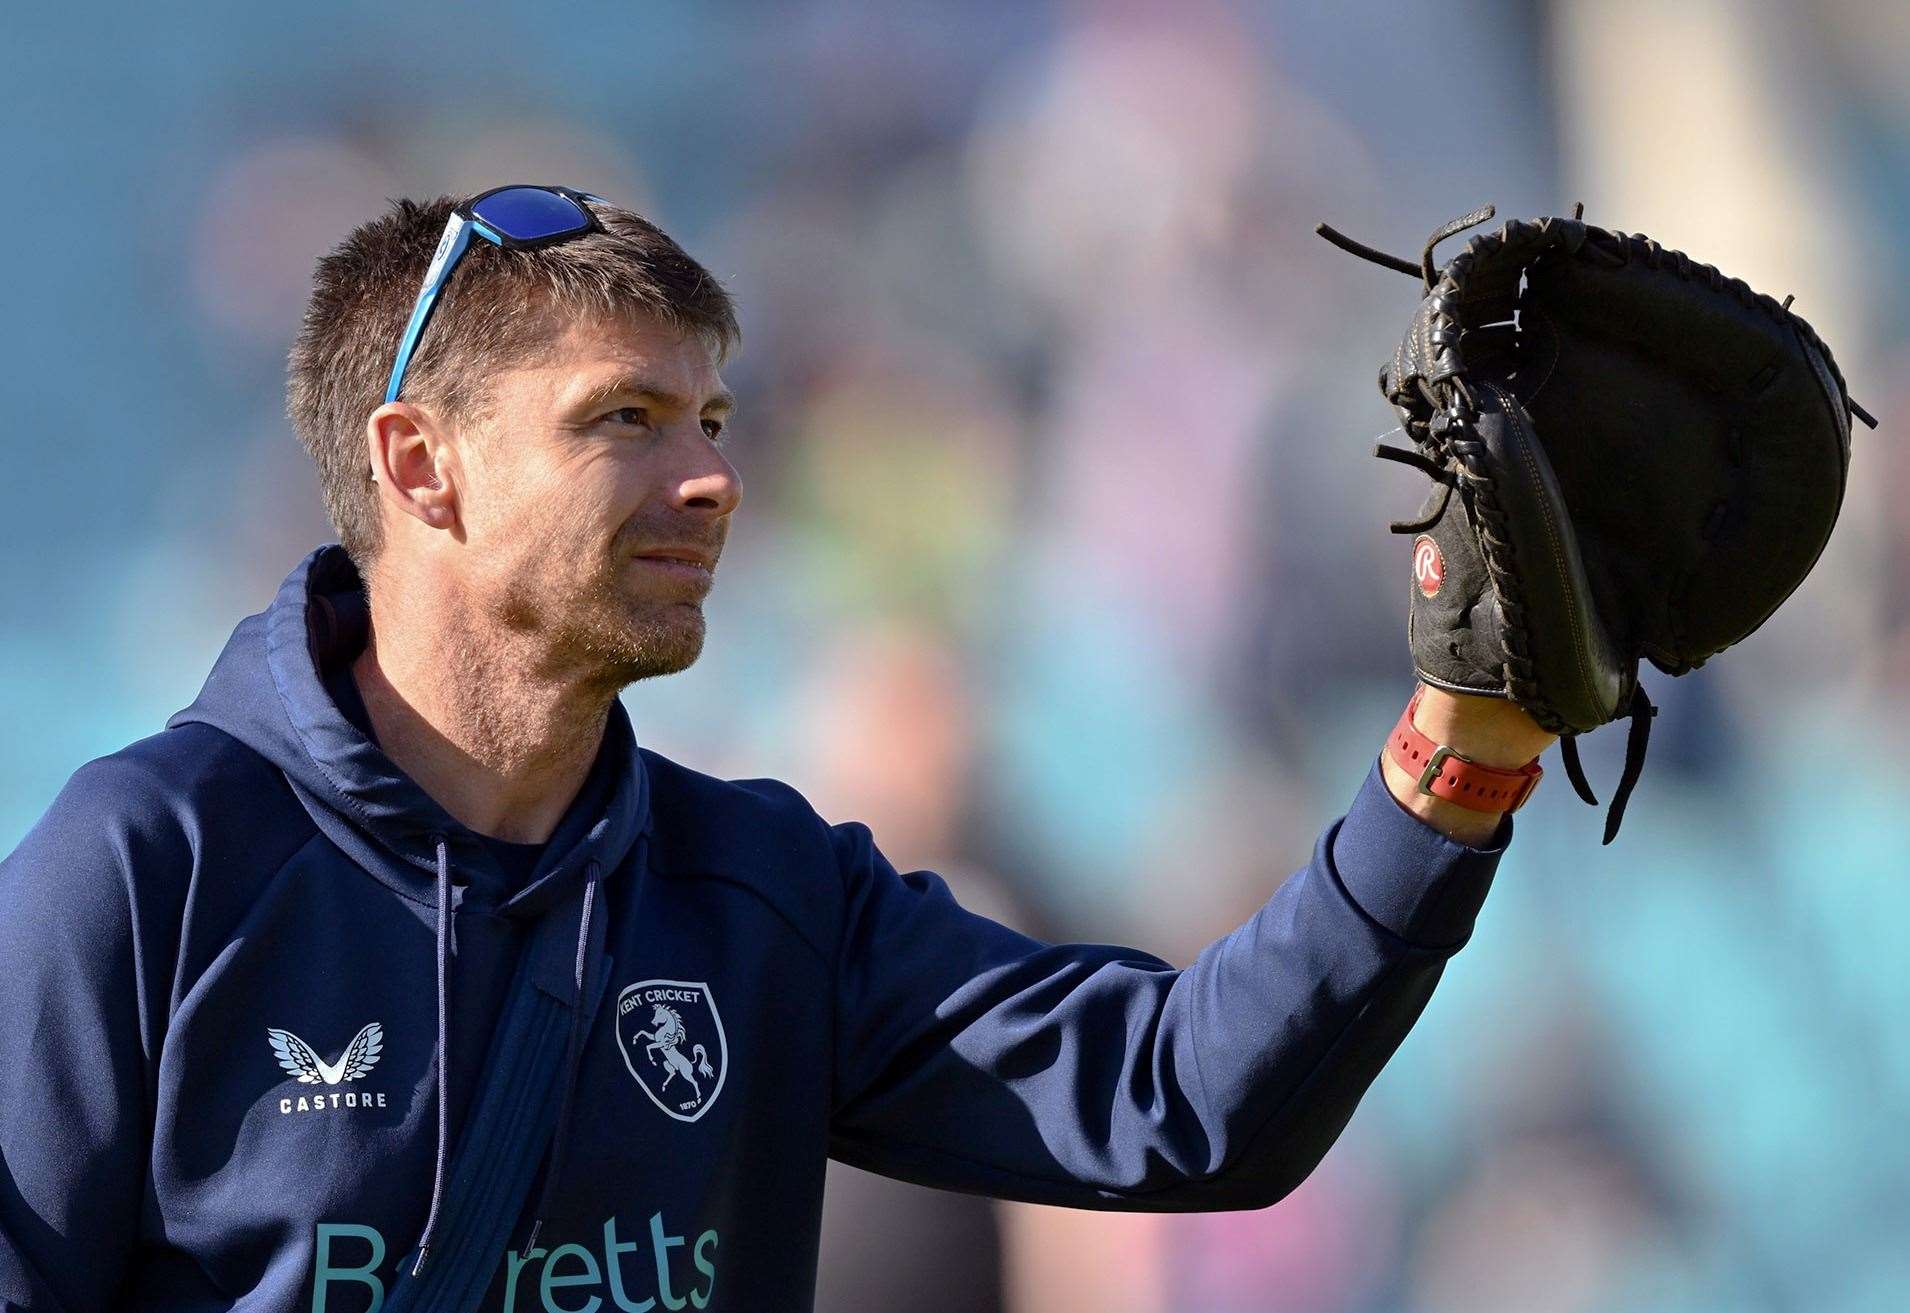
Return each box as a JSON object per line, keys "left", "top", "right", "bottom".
{"left": 521, "top": 856, "right": 604, "bottom": 1258}
{"left": 412, "top": 834, "right": 455, "bottom": 1276}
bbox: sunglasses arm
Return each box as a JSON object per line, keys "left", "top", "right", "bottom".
{"left": 384, "top": 213, "right": 481, "bottom": 404}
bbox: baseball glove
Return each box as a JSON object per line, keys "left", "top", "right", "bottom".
{"left": 1320, "top": 205, "right": 1877, "bottom": 842}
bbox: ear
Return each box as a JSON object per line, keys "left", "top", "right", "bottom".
{"left": 365, "top": 402, "right": 460, "bottom": 532}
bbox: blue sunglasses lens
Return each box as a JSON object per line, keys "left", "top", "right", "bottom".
{"left": 468, "top": 187, "right": 591, "bottom": 241}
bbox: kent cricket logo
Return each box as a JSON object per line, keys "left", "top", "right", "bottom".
{"left": 268, "top": 1022, "right": 390, "bottom": 1115}
{"left": 617, "top": 980, "right": 727, "bottom": 1122}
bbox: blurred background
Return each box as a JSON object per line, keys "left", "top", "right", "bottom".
{"left": 5, "top": 0, "right": 1908, "bottom": 1309}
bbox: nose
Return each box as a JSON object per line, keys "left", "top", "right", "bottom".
{"left": 672, "top": 431, "right": 743, "bottom": 518}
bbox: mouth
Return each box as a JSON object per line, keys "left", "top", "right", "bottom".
{"left": 627, "top": 553, "right": 716, "bottom": 587}
{"left": 628, "top": 543, "right": 717, "bottom": 568}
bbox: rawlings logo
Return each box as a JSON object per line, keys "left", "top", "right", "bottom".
{"left": 1412, "top": 535, "right": 1444, "bottom": 598}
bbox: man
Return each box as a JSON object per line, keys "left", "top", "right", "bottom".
{"left": 0, "top": 186, "right": 1554, "bottom": 1312}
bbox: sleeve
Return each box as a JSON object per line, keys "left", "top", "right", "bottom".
{"left": 825, "top": 757, "right": 1507, "bottom": 1211}
{"left": 0, "top": 757, "right": 179, "bottom": 1310}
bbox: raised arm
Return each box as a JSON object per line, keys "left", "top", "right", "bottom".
{"left": 825, "top": 705, "right": 1524, "bottom": 1212}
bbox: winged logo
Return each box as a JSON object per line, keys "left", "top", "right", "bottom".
{"left": 267, "top": 1022, "right": 384, "bottom": 1086}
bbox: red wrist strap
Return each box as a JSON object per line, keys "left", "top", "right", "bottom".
{"left": 1386, "top": 687, "right": 1543, "bottom": 813}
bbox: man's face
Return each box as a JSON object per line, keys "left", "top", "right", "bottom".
{"left": 448, "top": 309, "right": 741, "bottom": 687}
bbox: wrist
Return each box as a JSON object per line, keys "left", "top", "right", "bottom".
{"left": 1379, "top": 684, "right": 1552, "bottom": 847}
{"left": 1379, "top": 750, "right": 1510, "bottom": 848}
{"left": 1410, "top": 684, "right": 1556, "bottom": 767}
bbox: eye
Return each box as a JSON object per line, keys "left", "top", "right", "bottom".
{"left": 605, "top": 406, "right": 650, "bottom": 428}
{"left": 701, "top": 418, "right": 726, "bottom": 442}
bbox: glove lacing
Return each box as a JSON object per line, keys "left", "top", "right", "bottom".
{"left": 1560, "top": 683, "right": 1657, "bottom": 844}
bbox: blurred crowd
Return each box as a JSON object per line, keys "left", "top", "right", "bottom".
{"left": 4, "top": 0, "right": 1908, "bottom": 1309}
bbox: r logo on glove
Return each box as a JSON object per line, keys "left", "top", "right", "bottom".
{"left": 1412, "top": 535, "right": 1444, "bottom": 599}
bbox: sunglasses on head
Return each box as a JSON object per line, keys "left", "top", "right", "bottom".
{"left": 384, "top": 184, "right": 606, "bottom": 405}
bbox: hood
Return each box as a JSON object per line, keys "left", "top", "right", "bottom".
{"left": 166, "top": 544, "right": 652, "bottom": 918}
{"left": 168, "top": 543, "right": 652, "bottom": 1274}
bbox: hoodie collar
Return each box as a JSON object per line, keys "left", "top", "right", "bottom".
{"left": 167, "top": 544, "right": 651, "bottom": 913}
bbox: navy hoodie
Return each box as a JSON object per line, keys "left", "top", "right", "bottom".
{"left": 0, "top": 545, "right": 1507, "bottom": 1312}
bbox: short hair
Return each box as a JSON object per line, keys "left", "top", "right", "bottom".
{"left": 286, "top": 194, "right": 740, "bottom": 570}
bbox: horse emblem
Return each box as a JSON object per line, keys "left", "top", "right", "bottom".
{"left": 615, "top": 979, "right": 728, "bottom": 1122}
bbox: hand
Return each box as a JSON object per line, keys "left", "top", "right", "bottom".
{"left": 1379, "top": 684, "right": 1556, "bottom": 847}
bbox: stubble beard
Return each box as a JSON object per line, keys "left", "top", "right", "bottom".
{"left": 494, "top": 545, "right": 710, "bottom": 694}
{"left": 567, "top": 563, "right": 708, "bottom": 687}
